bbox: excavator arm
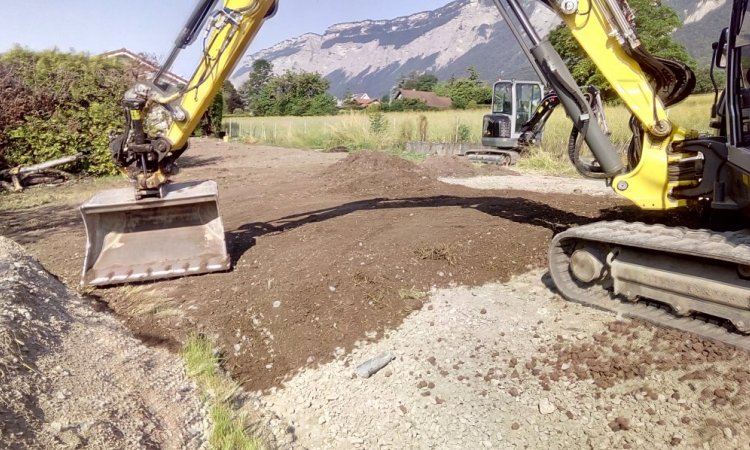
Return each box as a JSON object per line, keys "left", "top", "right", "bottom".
{"left": 517, "top": 85, "right": 609, "bottom": 147}
{"left": 496, "top": 0, "right": 702, "bottom": 208}
{"left": 498, "top": 0, "right": 750, "bottom": 348}
{"left": 110, "top": 0, "right": 278, "bottom": 197}
{"left": 80, "top": 0, "right": 278, "bottom": 286}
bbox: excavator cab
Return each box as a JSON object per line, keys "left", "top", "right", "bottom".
{"left": 465, "top": 79, "right": 543, "bottom": 164}
{"left": 482, "top": 80, "right": 543, "bottom": 147}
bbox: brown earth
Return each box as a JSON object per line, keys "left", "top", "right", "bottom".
{"left": 419, "top": 154, "right": 519, "bottom": 178}
{"left": 0, "top": 140, "right": 701, "bottom": 393}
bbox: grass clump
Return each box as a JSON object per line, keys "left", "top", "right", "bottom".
{"left": 414, "top": 245, "right": 456, "bottom": 264}
{"left": 398, "top": 287, "right": 427, "bottom": 300}
{"left": 182, "top": 334, "right": 261, "bottom": 450}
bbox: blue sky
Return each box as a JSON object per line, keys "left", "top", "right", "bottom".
{"left": 0, "top": 1, "right": 448, "bottom": 77}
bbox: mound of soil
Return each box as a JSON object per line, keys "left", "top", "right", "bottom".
{"left": 0, "top": 237, "right": 206, "bottom": 449}
{"left": 321, "top": 151, "right": 438, "bottom": 194}
{"left": 420, "top": 155, "right": 520, "bottom": 178}
{"left": 419, "top": 155, "right": 478, "bottom": 178}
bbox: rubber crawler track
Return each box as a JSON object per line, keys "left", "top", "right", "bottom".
{"left": 549, "top": 221, "right": 750, "bottom": 351}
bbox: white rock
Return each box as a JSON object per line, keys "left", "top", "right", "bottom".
{"left": 49, "top": 421, "right": 63, "bottom": 434}
{"left": 539, "top": 398, "right": 556, "bottom": 415}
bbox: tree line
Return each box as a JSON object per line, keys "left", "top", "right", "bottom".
{"left": 224, "top": 60, "right": 338, "bottom": 116}
{"left": 226, "top": 60, "right": 495, "bottom": 116}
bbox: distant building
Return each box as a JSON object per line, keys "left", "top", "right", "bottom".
{"left": 351, "top": 93, "right": 375, "bottom": 105}
{"left": 99, "top": 48, "right": 188, "bottom": 87}
{"left": 342, "top": 92, "right": 380, "bottom": 109}
{"left": 394, "top": 89, "right": 452, "bottom": 109}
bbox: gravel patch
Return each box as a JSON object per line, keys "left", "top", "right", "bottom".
{"left": 0, "top": 237, "right": 207, "bottom": 448}
{"left": 255, "top": 271, "right": 750, "bottom": 450}
{"left": 440, "top": 174, "right": 614, "bottom": 197}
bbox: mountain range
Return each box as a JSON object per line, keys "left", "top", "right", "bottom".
{"left": 231, "top": 0, "right": 730, "bottom": 98}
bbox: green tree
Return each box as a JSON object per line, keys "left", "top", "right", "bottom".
{"left": 548, "top": 0, "right": 708, "bottom": 98}
{"left": 222, "top": 80, "right": 244, "bottom": 113}
{"left": 0, "top": 47, "right": 131, "bottom": 174}
{"left": 398, "top": 71, "right": 439, "bottom": 91}
{"left": 240, "top": 59, "right": 273, "bottom": 113}
{"left": 433, "top": 66, "right": 491, "bottom": 109}
{"left": 253, "top": 71, "right": 337, "bottom": 116}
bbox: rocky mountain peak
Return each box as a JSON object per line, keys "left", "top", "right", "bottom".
{"left": 232, "top": 0, "right": 731, "bottom": 97}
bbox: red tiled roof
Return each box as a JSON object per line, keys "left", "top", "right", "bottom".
{"left": 396, "top": 89, "right": 452, "bottom": 109}
{"left": 99, "top": 48, "right": 188, "bottom": 85}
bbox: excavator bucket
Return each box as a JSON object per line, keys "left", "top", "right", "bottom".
{"left": 80, "top": 180, "right": 230, "bottom": 287}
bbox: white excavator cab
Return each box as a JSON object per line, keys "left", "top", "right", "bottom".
{"left": 482, "top": 79, "right": 544, "bottom": 149}
{"left": 80, "top": 180, "right": 230, "bottom": 287}
{"left": 465, "top": 79, "right": 544, "bottom": 164}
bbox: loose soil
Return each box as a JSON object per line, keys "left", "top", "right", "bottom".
{"left": 0, "top": 237, "right": 206, "bottom": 449}
{"left": 0, "top": 142, "right": 704, "bottom": 398}
{"left": 419, "top": 155, "right": 519, "bottom": 178}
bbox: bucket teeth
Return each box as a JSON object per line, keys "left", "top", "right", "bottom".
{"left": 80, "top": 180, "right": 230, "bottom": 287}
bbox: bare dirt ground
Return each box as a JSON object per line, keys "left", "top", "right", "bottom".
{"left": 2, "top": 139, "right": 743, "bottom": 449}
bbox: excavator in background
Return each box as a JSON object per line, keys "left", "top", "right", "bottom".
{"left": 469, "top": 79, "right": 608, "bottom": 164}
{"left": 80, "top": 0, "right": 278, "bottom": 286}
{"left": 470, "top": 78, "right": 544, "bottom": 165}
{"left": 81, "top": 0, "right": 750, "bottom": 349}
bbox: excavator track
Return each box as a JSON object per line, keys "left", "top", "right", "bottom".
{"left": 549, "top": 221, "right": 750, "bottom": 351}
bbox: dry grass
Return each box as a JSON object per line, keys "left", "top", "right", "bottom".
{"left": 0, "top": 175, "right": 123, "bottom": 211}
{"left": 225, "top": 109, "right": 487, "bottom": 151}
{"left": 398, "top": 287, "right": 427, "bottom": 300}
{"left": 414, "top": 245, "right": 456, "bottom": 264}
{"left": 117, "top": 286, "right": 183, "bottom": 318}
{"left": 224, "top": 94, "right": 716, "bottom": 177}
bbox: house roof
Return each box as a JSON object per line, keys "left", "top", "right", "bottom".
{"left": 396, "top": 89, "right": 452, "bottom": 109}
{"left": 99, "top": 48, "right": 188, "bottom": 86}
{"left": 354, "top": 97, "right": 379, "bottom": 106}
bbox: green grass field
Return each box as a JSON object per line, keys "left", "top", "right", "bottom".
{"left": 223, "top": 94, "right": 715, "bottom": 175}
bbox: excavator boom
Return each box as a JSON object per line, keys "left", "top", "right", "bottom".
{"left": 81, "top": 0, "right": 278, "bottom": 286}
{"left": 497, "top": 0, "right": 750, "bottom": 347}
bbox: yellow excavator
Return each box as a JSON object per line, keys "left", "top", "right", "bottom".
{"left": 80, "top": 0, "right": 278, "bottom": 286}
{"left": 81, "top": 0, "right": 750, "bottom": 348}
{"left": 494, "top": 0, "right": 750, "bottom": 348}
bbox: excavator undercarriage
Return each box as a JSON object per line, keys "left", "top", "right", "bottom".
{"left": 550, "top": 222, "right": 750, "bottom": 349}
